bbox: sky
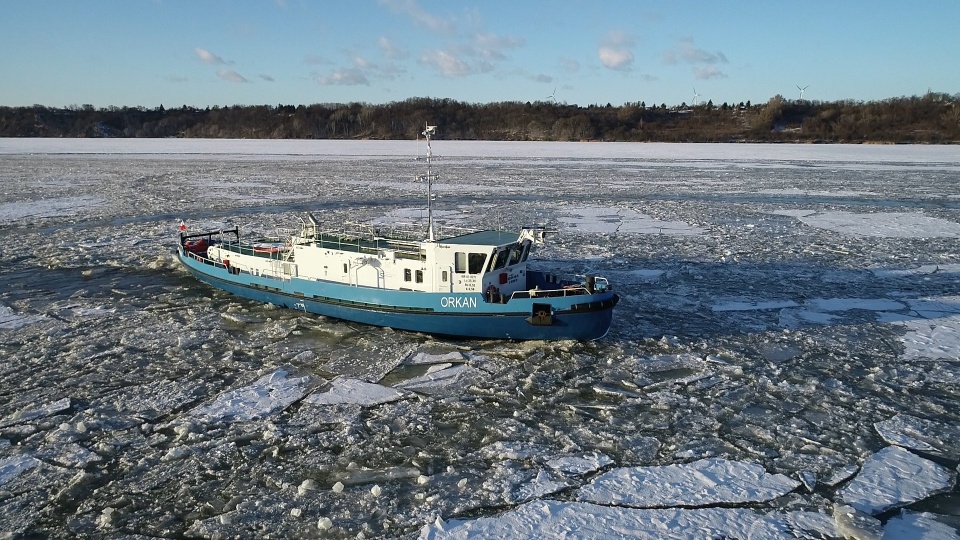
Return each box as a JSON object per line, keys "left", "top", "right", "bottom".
{"left": 2, "top": 0, "right": 958, "bottom": 109}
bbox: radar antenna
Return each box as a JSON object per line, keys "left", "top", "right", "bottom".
{"left": 418, "top": 124, "right": 438, "bottom": 241}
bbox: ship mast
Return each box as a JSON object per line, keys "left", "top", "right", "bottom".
{"left": 420, "top": 124, "right": 438, "bottom": 242}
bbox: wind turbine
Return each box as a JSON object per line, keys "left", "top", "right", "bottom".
{"left": 692, "top": 87, "right": 701, "bottom": 107}
{"left": 547, "top": 87, "right": 557, "bottom": 103}
{"left": 797, "top": 85, "right": 809, "bottom": 100}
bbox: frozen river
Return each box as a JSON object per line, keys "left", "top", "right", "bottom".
{"left": 1, "top": 139, "right": 959, "bottom": 538}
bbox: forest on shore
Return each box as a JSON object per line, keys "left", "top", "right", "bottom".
{"left": 1, "top": 91, "right": 958, "bottom": 143}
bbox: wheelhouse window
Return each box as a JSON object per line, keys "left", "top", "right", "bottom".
{"left": 456, "top": 252, "right": 489, "bottom": 274}
{"left": 415, "top": 270, "right": 424, "bottom": 283}
{"left": 468, "top": 253, "right": 486, "bottom": 274}
{"left": 404, "top": 268, "right": 412, "bottom": 281}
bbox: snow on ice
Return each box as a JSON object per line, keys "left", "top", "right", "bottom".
{"left": 2, "top": 140, "right": 960, "bottom": 538}
{"left": 187, "top": 368, "right": 313, "bottom": 423}
{"left": 304, "top": 376, "right": 408, "bottom": 406}
{"left": 839, "top": 446, "right": 956, "bottom": 515}
{"left": 576, "top": 458, "right": 801, "bottom": 508}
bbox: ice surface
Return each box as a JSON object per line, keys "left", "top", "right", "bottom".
{"left": 577, "top": 458, "right": 801, "bottom": 508}
{"left": 0, "top": 455, "right": 40, "bottom": 486}
{"left": 546, "top": 452, "right": 614, "bottom": 476}
{"left": 0, "top": 397, "right": 71, "bottom": 428}
{"left": 883, "top": 511, "right": 960, "bottom": 539}
{"left": 795, "top": 211, "right": 960, "bottom": 238}
{"left": 874, "top": 413, "right": 960, "bottom": 461}
{"left": 0, "top": 196, "right": 105, "bottom": 222}
{"left": 420, "top": 501, "right": 839, "bottom": 540}
{"left": 187, "top": 368, "right": 313, "bottom": 423}
{"left": 0, "top": 305, "right": 46, "bottom": 330}
{"left": 840, "top": 446, "right": 956, "bottom": 515}
{"left": 304, "top": 376, "right": 408, "bottom": 406}
{"left": 3, "top": 140, "right": 960, "bottom": 537}
{"left": 559, "top": 205, "right": 704, "bottom": 236}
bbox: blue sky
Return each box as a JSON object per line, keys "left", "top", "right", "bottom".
{"left": 3, "top": 1, "right": 957, "bottom": 108}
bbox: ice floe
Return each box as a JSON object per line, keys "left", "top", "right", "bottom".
{"left": 187, "top": 368, "right": 313, "bottom": 423}
{"left": 421, "top": 501, "right": 834, "bottom": 540}
{"left": 0, "top": 455, "right": 41, "bottom": 486}
{"left": 0, "top": 305, "right": 46, "bottom": 330}
{"left": 576, "top": 458, "right": 801, "bottom": 508}
{"left": 558, "top": 205, "right": 705, "bottom": 236}
{"left": 546, "top": 452, "right": 614, "bottom": 477}
{"left": 304, "top": 376, "right": 408, "bottom": 406}
{"left": 794, "top": 211, "right": 960, "bottom": 238}
{"left": 874, "top": 413, "right": 960, "bottom": 461}
{"left": 0, "top": 398, "right": 71, "bottom": 429}
{"left": 839, "top": 446, "right": 956, "bottom": 515}
{"left": 883, "top": 511, "right": 960, "bottom": 539}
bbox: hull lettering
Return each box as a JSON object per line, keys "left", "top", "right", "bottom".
{"left": 440, "top": 296, "right": 477, "bottom": 309}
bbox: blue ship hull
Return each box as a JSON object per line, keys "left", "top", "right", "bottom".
{"left": 177, "top": 247, "right": 618, "bottom": 340}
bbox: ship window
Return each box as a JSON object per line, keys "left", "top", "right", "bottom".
{"left": 343, "top": 263, "right": 348, "bottom": 273}
{"left": 469, "top": 253, "right": 486, "bottom": 274}
{"left": 404, "top": 268, "right": 412, "bottom": 281}
{"left": 415, "top": 270, "right": 423, "bottom": 283}
{"left": 509, "top": 243, "right": 522, "bottom": 265}
{"left": 493, "top": 248, "right": 510, "bottom": 270}
{"left": 520, "top": 240, "right": 531, "bottom": 262}
{"left": 456, "top": 252, "right": 488, "bottom": 274}
{"left": 442, "top": 270, "right": 448, "bottom": 282}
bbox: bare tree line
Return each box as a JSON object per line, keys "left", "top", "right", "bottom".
{"left": 1, "top": 91, "right": 957, "bottom": 143}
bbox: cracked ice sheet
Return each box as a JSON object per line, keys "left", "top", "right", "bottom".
{"left": 393, "top": 364, "right": 485, "bottom": 394}
{"left": 0, "top": 305, "right": 46, "bottom": 330}
{"left": 0, "top": 455, "right": 40, "bottom": 486}
{"left": 0, "top": 397, "right": 70, "bottom": 428}
{"left": 878, "top": 298, "right": 960, "bottom": 361}
{"left": 304, "top": 376, "right": 408, "bottom": 407}
{"left": 795, "top": 211, "right": 960, "bottom": 238}
{"left": 874, "top": 413, "right": 960, "bottom": 461}
{"left": 711, "top": 299, "right": 799, "bottom": 312}
{"left": 884, "top": 511, "right": 960, "bottom": 540}
{"left": 577, "top": 458, "right": 801, "bottom": 508}
{"left": 840, "top": 446, "right": 956, "bottom": 515}
{"left": 187, "top": 368, "right": 313, "bottom": 423}
{"left": 420, "top": 501, "right": 835, "bottom": 540}
{"left": 558, "top": 205, "right": 704, "bottom": 236}
{"left": 0, "top": 196, "right": 106, "bottom": 222}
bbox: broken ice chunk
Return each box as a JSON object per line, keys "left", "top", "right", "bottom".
{"left": 874, "top": 413, "right": 960, "bottom": 461}
{"left": 833, "top": 504, "right": 883, "bottom": 540}
{"left": 188, "top": 368, "right": 313, "bottom": 423}
{"left": 546, "top": 452, "right": 614, "bottom": 477}
{"left": 577, "top": 458, "right": 801, "bottom": 508}
{"left": 304, "top": 377, "right": 407, "bottom": 407}
{"left": 884, "top": 511, "right": 960, "bottom": 540}
{"left": 839, "top": 446, "right": 956, "bottom": 515}
{"left": 0, "top": 397, "right": 71, "bottom": 428}
{"left": 0, "top": 455, "right": 41, "bottom": 487}
{"left": 392, "top": 364, "right": 483, "bottom": 394}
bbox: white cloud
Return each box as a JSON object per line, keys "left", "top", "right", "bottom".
{"left": 217, "top": 69, "right": 248, "bottom": 83}
{"left": 695, "top": 66, "right": 727, "bottom": 80}
{"left": 599, "top": 47, "right": 634, "bottom": 71}
{"left": 378, "top": 0, "right": 455, "bottom": 34}
{"left": 195, "top": 48, "right": 226, "bottom": 65}
{"left": 663, "top": 38, "right": 728, "bottom": 65}
{"left": 470, "top": 32, "right": 524, "bottom": 61}
{"left": 599, "top": 30, "right": 635, "bottom": 71}
{"left": 378, "top": 36, "right": 408, "bottom": 60}
{"left": 419, "top": 49, "right": 473, "bottom": 77}
{"left": 317, "top": 68, "right": 370, "bottom": 86}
